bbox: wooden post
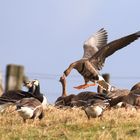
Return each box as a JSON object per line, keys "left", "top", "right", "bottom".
{"left": 97, "top": 73, "right": 110, "bottom": 94}
{"left": 5, "top": 64, "right": 25, "bottom": 92}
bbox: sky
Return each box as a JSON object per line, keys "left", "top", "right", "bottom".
{"left": 0, "top": 0, "right": 140, "bottom": 103}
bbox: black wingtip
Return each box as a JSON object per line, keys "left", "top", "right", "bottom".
{"left": 136, "top": 31, "right": 140, "bottom": 37}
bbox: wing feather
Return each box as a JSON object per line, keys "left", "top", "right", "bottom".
{"left": 83, "top": 28, "right": 108, "bottom": 58}
{"left": 90, "top": 31, "right": 140, "bottom": 70}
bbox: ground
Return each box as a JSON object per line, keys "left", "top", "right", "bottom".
{"left": 0, "top": 106, "right": 140, "bottom": 140}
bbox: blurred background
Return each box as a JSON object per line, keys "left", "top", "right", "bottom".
{"left": 0, "top": 0, "right": 140, "bottom": 103}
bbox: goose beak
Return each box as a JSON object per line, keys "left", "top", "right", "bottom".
{"left": 23, "top": 81, "right": 32, "bottom": 88}
{"left": 59, "top": 74, "right": 66, "bottom": 82}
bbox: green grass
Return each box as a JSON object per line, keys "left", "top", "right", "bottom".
{"left": 0, "top": 106, "right": 140, "bottom": 140}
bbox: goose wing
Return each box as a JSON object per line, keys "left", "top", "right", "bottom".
{"left": 83, "top": 28, "right": 108, "bottom": 59}
{"left": 89, "top": 31, "right": 140, "bottom": 70}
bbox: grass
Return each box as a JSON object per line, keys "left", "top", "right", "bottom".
{"left": 0, "top": 106, "right": 140, "bottom": 140}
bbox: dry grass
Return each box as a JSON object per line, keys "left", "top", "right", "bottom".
{"left": 0, "top": 106, "right": 140, "bottom": 140}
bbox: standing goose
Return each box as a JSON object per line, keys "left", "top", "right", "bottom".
{"left": 63, "top": 29, "right": 140, "bottom": 91}
{"left": 27, "top": 79, "right": 48, "bottom": 109}
{"left": 16, "top": 97, "right": 44, "bottom": 123}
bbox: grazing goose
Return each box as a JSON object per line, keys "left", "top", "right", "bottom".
{"left": 16, "top": 97, "right": 44, "bottom": 123}
{"left": 82, "top": 100, "right": 110, "bottom": 119}
{"left": 63, "top": 29, "right": 140, "bottom": 91}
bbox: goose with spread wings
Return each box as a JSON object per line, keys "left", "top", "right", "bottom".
{"left": 63, "top": 28, "right": 140, "bottom": 91}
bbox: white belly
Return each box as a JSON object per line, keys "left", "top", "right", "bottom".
{"left": 17, "top": 107, "right": 34, "bottom": 119}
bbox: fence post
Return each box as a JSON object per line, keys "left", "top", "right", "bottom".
{"left": 5, "top": 64, "right": 25, "bottom": 92}
{"left": 97, "top": 73, "right": 110, "bottom": 94}
{"left": 0, "top": 69, "right": 3, "bottom": 95}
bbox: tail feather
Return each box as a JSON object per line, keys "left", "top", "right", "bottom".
{"left": 0, "top": 98, "right": 16, "bottom": 112}
{"left": 0, "top": 103, "right": 14, "bottom": 112}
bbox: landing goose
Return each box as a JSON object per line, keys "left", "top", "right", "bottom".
{"left": 63, "top": 29, "right": 140, "bottom": 91}
{"left": 16, "top": 97, "right": 44, "bottom": 123}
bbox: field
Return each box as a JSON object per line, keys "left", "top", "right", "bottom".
{"left": 0, "top": 106, "right": 140, "bottom": 140}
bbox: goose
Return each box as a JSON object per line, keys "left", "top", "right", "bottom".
{"left": 16, "top": 97, "right": 44, "bottom": 123}
{"left": 109, "top": 89, "right": 140, "bottom": 108}
{"left": 63, "top": 29, "right": 140, "bottom": 92}
{"left": 25, "top": 79, "right": 48, "bottom": 110}
{"left": 55, "top": 75, "right": 75, "bottom": 106}
{"left": 0, "top": 79, "right": 48, "bottom": 112}
{"left": 0, "top": 80, "right": 38, "bottom": 101}
{"left": 108, "top": 82, "right": 140, "bottom": 108}
{"left": 82, "top": 99, "right": 110, "bottom": 119}
{"left": 55, "top": 75, "right": 110, "bottom": 107}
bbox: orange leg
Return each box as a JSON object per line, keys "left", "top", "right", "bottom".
{"left": 74, "top": 83, "right": 96, "bottom": 90}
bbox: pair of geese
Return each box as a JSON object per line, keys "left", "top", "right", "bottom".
{"left": 0, "top": 80, "right": 48, "bottom": 123}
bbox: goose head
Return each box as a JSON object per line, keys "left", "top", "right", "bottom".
{"left": 23, "top": 79, "right": 40, "bottom": 95}
{"left": 59, "top": 75, "right": 67, "bottom": 97}
{"left": 23, "top": 79, "right": 48, "bottom": 109}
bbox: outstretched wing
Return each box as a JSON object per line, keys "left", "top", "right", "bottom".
{"left": 90, "top": 31, "right": 140, "bottom": 70}
{"left": 83, "top": 28, "right": 108, "bottom": 59}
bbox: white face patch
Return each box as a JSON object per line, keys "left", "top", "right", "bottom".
{"left": 33, "top": 80, "right": 39, "bottom": 86}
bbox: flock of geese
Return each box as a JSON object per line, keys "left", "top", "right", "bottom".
{"left": 0, "top": 28, "right": 140, "bottom": 122}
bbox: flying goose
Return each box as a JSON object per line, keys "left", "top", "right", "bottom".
{"left": 63, "top": 29, "right": 140, "bottom": 91}
{"left": 16, "top": 97, "right": 44, "bottom": 123}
